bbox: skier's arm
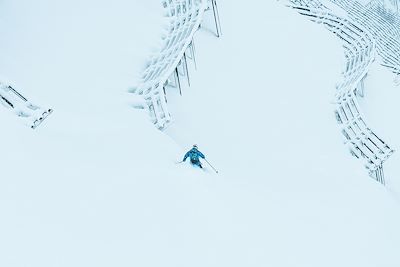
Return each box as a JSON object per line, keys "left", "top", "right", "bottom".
{"left": 183, "top": 152, "right": 190, "bottom": 161}
{"left": 198, "top": 151, "right": 205, "bottom": 159}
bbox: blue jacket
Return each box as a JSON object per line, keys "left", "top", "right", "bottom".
{"left": 183, "top": 148, "right": 205, "bottom": 163}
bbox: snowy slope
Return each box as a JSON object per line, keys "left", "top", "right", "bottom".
{"left": 1, "top": 1, "right": 400, "bottom": 266}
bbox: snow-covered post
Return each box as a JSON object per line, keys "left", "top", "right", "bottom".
{"left": 210, "top": 0, "right": 222, "bottom": 37}
{"left": 175, "top": 68, "right": 182, "bottom": 96}
{"left": 183, "top": 52, "right": 191, "bottom": 86}
{"left": 187, "top": 40, "right": 198, "bottom": 70}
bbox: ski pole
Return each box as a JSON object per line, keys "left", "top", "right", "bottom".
{"left": 176, "top": 161, "right": 184, "bottom": 164}
{"left": 204, "top": 159, "right": 219, "bottom": 174}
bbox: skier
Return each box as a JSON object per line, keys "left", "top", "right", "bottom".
{"left": 183, "top": 144, "right": 205, "bottom": 168}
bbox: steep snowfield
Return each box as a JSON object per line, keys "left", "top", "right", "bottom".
{"left": 1, "top": 1, "right": 400, "bottom": 266}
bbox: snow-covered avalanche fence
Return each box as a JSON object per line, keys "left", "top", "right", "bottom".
{"left": 130, "top": 0, "right": 211, "bottom": 129}
{"left": 0, "top": 80, "right": 53, "bottom": 129}
{"left": 329, "top": 0, "right": 400, "bottom": 83}
{"left": 283, "top": 0, "right": 394, "bottom": 183}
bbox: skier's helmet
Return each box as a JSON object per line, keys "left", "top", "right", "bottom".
{"left": 193, "top": 144, "right": 198, "bottom": 149}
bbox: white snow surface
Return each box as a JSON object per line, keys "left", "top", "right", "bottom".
{"left": 1, "top": 0, "right": 400, "bottom": 266}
